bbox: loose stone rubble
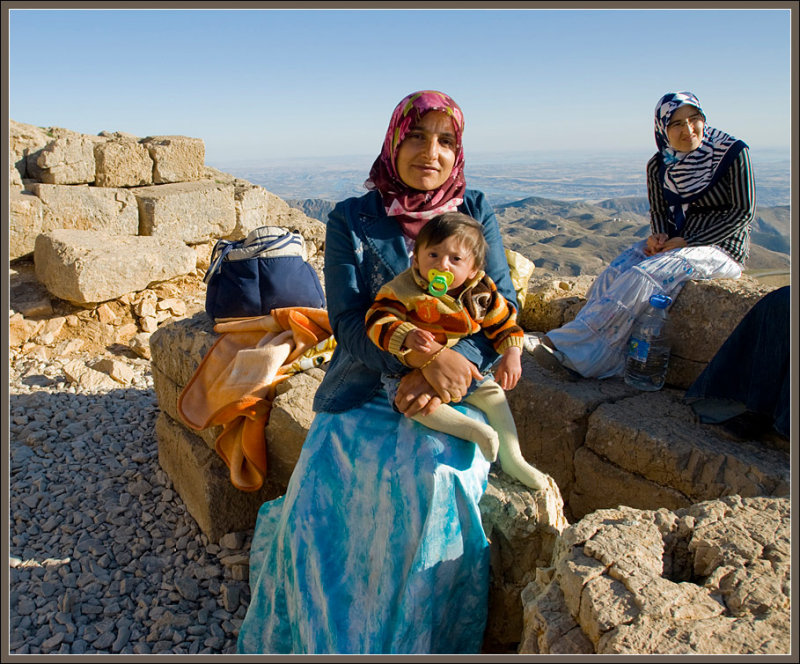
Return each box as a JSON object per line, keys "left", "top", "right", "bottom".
{"left": 8, "top": 349, "right": 250, "bottom": 655}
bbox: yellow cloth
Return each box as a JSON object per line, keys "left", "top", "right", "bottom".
{"left": 505, "top": 248, "right": 535, "bottom": 308}
{"left": 177, "top": 307, "right": 334, "bottom": 492}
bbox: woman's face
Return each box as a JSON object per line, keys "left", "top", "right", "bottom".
{"left": 666, "top": 104, "right": 705, "bottom": 152}
{"left": 395, "top": 111, "right": 457, "bottom": 191}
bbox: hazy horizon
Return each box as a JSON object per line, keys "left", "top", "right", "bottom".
{"left": 8, "top": 6, "right": 793, "bottom": 164}
{"left": 211, "top": 147, "right": 792, "bottom": 208}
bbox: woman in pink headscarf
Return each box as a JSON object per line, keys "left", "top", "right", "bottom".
{"left": 239, "top": 91, "right": 519, "bottom": 655}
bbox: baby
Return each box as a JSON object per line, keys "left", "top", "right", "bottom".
{"left": 365, "top": 211, "right": 549, "bottom": 491}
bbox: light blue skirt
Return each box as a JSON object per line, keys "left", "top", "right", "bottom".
{"left": 237, "top": 394, "right": 492, "bottom": 654}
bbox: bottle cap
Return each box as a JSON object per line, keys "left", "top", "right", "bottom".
{"left": 649, "top": 293, "right": 673, "bottom": 309}
{"left": 427, "top": 269, "right": 454, "bottom": 297}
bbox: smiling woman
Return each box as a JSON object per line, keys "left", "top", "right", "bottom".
{"left": 536, "top": 90, "right": 756, "bottom": 381}
{"left": 237, "top": 90, "right": 518, "bottom": 655}
{"left": 394, "top": 111, "right": 458, "bottom": 191}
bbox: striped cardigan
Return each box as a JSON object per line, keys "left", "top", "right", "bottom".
{"left": 646, "top": 146, "right": 756, "bottom": 264}
{"left": 365, "top": 266, "right": 524, "bottom": 362}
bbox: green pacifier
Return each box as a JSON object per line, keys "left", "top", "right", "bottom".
{"left": 427, "top": 269, "right": 454, "bottom": 297}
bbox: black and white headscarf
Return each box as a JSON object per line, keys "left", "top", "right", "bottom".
{"left": 654, "top": 91, "right": 747, "bottom": 232}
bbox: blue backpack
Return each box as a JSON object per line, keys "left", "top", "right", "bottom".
{"left": 204, "top": 225, "right": 325, "bottom": 320}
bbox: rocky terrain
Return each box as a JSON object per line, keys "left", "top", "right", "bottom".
{"left": 285, "top": 194, "right": 791, "bottom": 280}
{"left": 7, "top": 118, "right": 792, "bottom": 656}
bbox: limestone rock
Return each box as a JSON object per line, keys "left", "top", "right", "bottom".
{"left": 230, "top": 181, "right": 271, "bottom": 240}
{"left": 129, "top": 333, "right": 153, "bottom": 359}
{"left": 9, "top": 190, "right": 43, "bottom": 259}
{"left": 667, "top": 275, "right": 773, "bottom": 388}
{"left": 507, "top": 354, "right": 636, "bottom": 520}
{"left": 227, "top": 182, "right": 326, "bottom": 258}
{"left": 518, "top": 275, "right": 595, "bottom": 332}
{"left": 30, "top": 183, "right": 139, "bottom": 235}
{"left": 10, "top": 159, "right": 23, "bottom": 189}
{"left": 62, "top": 358, "right": 120, "bottom": 391}
{"left": 148, "top": 312, "right": 218, "bottom": 388}
{"left": 34, "top": 229, "right": 196, "bottom": 306}
{"left": 266, "top": 370, "right": 325, "bottom": 482}
{"left": 520, "top": 497, "right": 791, "bottom": 654}
{"left": 573, "top": 389, "right": 789, "bottom": 518}
{"left": 9, "top": 119, "right": 58, "bottom": 181}
{"left": 154, "top": 411, "right": 284, "bottom": 543}
{"left": 133, "top": 180, "right": 236, "bottom": 243}
{"left": 93, "top": 138, "right": 153, "bottom": 187}
{"left": 480, "top": 470, "right": 567, "bottom": 652}
{"left": 8, "top": 314, "right": 44, "bottom": 348}
{"left": 141, "top": 135, "right": 205, "bottom": 184}
{"left": 509, "top": 354, "right": 789, "bottom": 523}
{"left": 262, "top": 189, "right": 326, "bottom": 257}
{"left": 90, "top": 357, "right": 135, "bottom": 385}
{"left": 33, "top": 133, "right": 104, "bottom": 184}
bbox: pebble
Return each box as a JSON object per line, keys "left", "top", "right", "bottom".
{"left": 8, "top": 347, "right": 253, "bottom": 655}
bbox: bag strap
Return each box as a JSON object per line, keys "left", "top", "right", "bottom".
{"left": 203, "top": 239, "right": 235, "bottom": 284}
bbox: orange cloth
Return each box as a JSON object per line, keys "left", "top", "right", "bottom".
{"left": 177, "top": 307, "right": 333, "bottom": 492}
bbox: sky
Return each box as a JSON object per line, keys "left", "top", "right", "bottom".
{"left": 5, "top": 4, "right": 795, "bottom": 170}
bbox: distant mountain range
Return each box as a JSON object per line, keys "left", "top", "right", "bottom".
{"left": 286, "top": 196, "right": 790, "bottom": 278}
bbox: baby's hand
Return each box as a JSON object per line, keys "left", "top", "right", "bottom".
{"left": 404, "top": 329, "right": 437, "bottom": 353}
{"left": 494, "top": 347, "right": 522, "bottom": 390}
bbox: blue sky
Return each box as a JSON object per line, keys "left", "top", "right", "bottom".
{"left": 6, "top": 5, "right": 794, "bottom": 168}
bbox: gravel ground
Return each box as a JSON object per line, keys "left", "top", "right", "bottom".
{"left": 8, "top": 347, "right": 253, "bottom": 655}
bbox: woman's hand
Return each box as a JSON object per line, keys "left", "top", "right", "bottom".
{"left": 644, "top": 233, "right": 669, "bottom": 256}
{"left": 394, "top": 348, "right": 482, "bottom": 417}
{"left": 661, "top": 236, "right": 688, "bottom": 252}
{"left": 421, "top": 347, "right": 482, "bottom": 404}
{"left": 394, "top": 369, "right": 443, "bottom": 418}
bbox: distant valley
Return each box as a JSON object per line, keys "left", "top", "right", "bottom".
{"left": 217, "top": 151, "right": 791, "bottom": 280}
{"left": 285, "top": 195, "right": 791, "bottom": 279}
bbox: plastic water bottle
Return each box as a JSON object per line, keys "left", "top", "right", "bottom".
{"left": 624, "top": 293, "right": 673, "bottom": 391}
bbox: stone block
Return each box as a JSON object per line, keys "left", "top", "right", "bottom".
{"left": 33, "top": 134, "right": 103, "bottom": 184}
{"left": 230, "top": 182, "right": 270, "bottom": 240}
{"left": 155, "top": 412, "right": 284, "bottom": 543}
{"left": 569, "top": 447, "right": 691, "bottom": 520}
{"left": 10, "top": 160, "right": 23, "bottom": 189}
{"left": 150, "top": 323, "right": 321, "bottom": 488}
{"left": 227, "top": 182, "right": 326, "bottom": 258}
{"left": 9, "top": 190, "right": 43, "bottom": 260}
{"left": 666, "top": 276, "right": 772, "bottom": 388}
{"left": 149, "top": 312, "right": 218, "bottom": 388}
{"left": 30, "top": 183, "right": 139, "bottom": 235}
{"left": 518, "top": 275, "right": 595, "bottom": 332}
{"left": 479, "top": 470, "right": 564, "bottom": 652}
{"left": 266, "top": 370, "right": 324, "bottom": 482}
{"left": 507, "top": 354, "right": 637, "bottom": 517}
{"left": 141, "top": 135, "right": 205, "bottom": 184}
{"left": 134, "top": 180, "right": 236, "bottom": 243}
{"left": 574, "top": 389, "right": 790, "bottom": 518}
{"left": 9, "top": 119, "right": 55, "bottom": 181}
{"left": 262, "top": 189, "right": 326, "bottom": 257}
{"left": 94, "top": 139, "right": 153, "bottom": 187}
{"left": 151, "top": 363, "right": 220, "bottom": 451}
{"left": 34, "top": 229, "right": 196, "bottom": 306}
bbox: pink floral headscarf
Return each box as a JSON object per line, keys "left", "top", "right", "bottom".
{"left": 365, "top": 90, "right": 466, "bottom": 240}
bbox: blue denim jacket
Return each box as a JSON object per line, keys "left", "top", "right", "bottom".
{"left": 313, "top": 189, "right": 518, "bottom": 413}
